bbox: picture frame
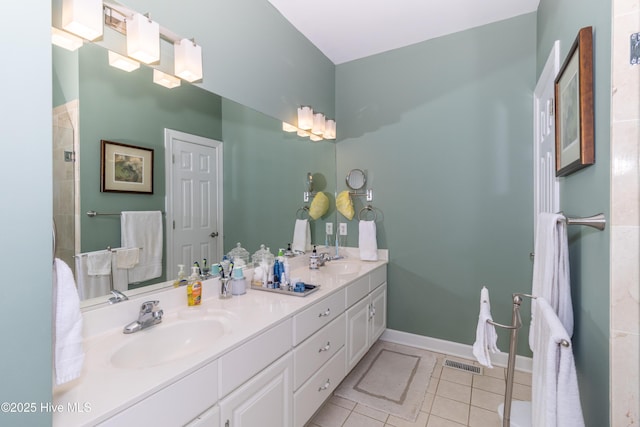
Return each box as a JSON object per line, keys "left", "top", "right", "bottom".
{"left": 100, "top": 140, "right": 154, "bottom": 194}
{"left": 554, "top": 26, "right": 595, "bottom": 177}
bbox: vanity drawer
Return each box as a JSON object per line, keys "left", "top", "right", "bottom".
{"left": 293, "top": 313, "right": 345, "bottom": 390}
{"left": 345, "top": 275, "right": 369, "bottom": 308}
{"left": 293, "top": 347, "right": 346, "bottom": 427}
{"left": 219, "top": 318, "right": 292, "bottom": 397}
{"left": 99, "top": 360, "right": 218, "bottom": 427}
{"left": 370, "top": 265, "right": 387, "bottom": 291}
{"left": 293, "top": 289, "right": 345, "bottom": 345}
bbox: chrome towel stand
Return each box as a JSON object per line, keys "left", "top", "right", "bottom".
{"left": 488, "top": 293, "right": 569, "bottom": 427}
{"left": 493, "top": 212, "right": 605, "bottom": 427}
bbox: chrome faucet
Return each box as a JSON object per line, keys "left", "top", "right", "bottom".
{"left": 123, "top": 300, "right": 163, "bottom": 334}
{"left": 108, "top": 289, "right": 129, "bottom": 304}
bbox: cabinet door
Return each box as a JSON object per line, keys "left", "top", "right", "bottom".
{"left": 219, "top": 354, "right": 292, "bottom": 427}
{"left": 370, "top": 283, "right": 387, "bottom": 343}
{"left": 346, "top": 296, "right": 371, "bottom": 371}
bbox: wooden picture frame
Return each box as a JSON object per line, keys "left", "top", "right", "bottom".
{"left": 100, "top": 140, "right": 154, "bottom": 194}
{"left": 554, "top": 26, "right": 595, "bottom": 177}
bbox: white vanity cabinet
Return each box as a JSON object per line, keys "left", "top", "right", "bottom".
{"left": 346, "top": 266, "right": 387, "bottom": 371}
{"left": 186, "top": 405, "right": 220, "bottom": 427}
{"left": 219, "top": 353, "right": 293, "bottom": 427}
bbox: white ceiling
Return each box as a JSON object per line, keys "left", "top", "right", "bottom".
{"left": 266, "top": 0, "right": 540, "bottom": 64}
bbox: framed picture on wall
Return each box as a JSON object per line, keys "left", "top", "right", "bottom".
{"left": 100, "top": 140, "right": 154, "bottom": 194}
{"left": 554, "top": 26, "right": 595, "bottom": 177}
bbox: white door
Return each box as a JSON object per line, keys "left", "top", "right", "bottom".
{"left": 165, "top": 129, "right": 223, "bottom": 279}
{"left": 533, "top": 41, "right": 561, "bottom": 235}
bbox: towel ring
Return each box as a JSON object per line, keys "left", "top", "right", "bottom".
{"left": 358, "top": 205, "right": 377, "bottom": 221}
{"left": 296, "top": 206, "right": 310, "bottom": 220}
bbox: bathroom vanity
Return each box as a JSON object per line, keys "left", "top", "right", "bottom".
{"left": 53, "top": 249, "right": 387, "bottom": 427}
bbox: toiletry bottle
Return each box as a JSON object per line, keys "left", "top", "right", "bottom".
{"left": 187, "top": 265, "right": 202, "bottom": 306}
{"left": 309, "top": 245, "right": 319, "bottom": 269}
{"left": 173, "top": 264, "right": 187, "bottom": 287}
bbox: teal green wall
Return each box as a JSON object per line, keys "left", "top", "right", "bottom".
{"left": 52, "top": 46, "right": 78, "bottom": 107}
{"left": 537, "top": 1, "right": 611, "bottom": 425}
{"left": 78, "top": 43, "right": 223, "bottom": 285}
{"left": 0, "top": 1, "right": 53, "bottom": 425}
{"left": 222, "top": 99, "right": 336, "bottom": 253}
{"left": 336, "top": 13, "right": 537, "bottom": 355}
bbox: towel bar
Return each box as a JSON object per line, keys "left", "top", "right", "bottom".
{"left": 87, "top": 210, "right": 166, "bottom": 217}
{"left": 559, "top": 212, "right": 606, "bottom": 231}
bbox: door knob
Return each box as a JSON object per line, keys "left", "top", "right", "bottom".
{"left": 210, "top": 231, "right": 219, "bottom": 238}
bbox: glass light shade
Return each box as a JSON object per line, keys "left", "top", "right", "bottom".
{"left": 51, "top": 27, "right": 83, "bottom": 51}
{"left": 297, "top": 106, "right": 313, "bottom": 130}
{"left": 108, "top": 51, "right": 140, "bottom": 72}
{"left": 312, "top": 112, "right": 325, "bottom": 135}
{"left": 282, "top": 122, "right": 297, "bottom": 132}
{"left": 297, "top": 129, "right": 310, "bottom": 137}
{"left": 174, "top": 39, "right": 203, "bottom": 82}
{"left": 126, "top": 13, "right": 160, "bottom": 64}
{"left": 153, "top": 69, "right": 181, "bottom": 89}
{"left": 324, "top": 119, "right": 336, "bottom": 139}
{"left": 309, "top": 134, "right": 323, "bottom": 142}
{"left": 61, "top": 0, "right": 103, "bottom": 41}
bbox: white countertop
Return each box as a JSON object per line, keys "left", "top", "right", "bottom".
{"left": 53, "top": 248, "right": 387, "bottom": 426}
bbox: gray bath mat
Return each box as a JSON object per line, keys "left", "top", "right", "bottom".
{"left": 334, "top": 340, "right": 436, "bottom": 421}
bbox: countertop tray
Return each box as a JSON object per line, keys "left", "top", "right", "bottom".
{"left": 250, "top": 283, "right": 320, "bottom": 297}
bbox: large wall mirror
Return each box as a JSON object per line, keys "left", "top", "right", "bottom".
{"left": 52, "top": 41, "right": 336, "bottom": 306}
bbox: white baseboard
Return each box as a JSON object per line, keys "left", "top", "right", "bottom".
{"left": 380, "top": 328, "right": 532, "bottom": 373}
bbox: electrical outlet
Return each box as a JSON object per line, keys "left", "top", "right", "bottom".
{"left": 325, "top": 222, "right": 333, "bottom": 235}
{"left": 339, "top": 222, "right": 347, "bottom": 236}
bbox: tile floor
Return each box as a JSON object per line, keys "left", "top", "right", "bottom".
{"left": 306, "top": 351, "right": 532, "bottom": 427}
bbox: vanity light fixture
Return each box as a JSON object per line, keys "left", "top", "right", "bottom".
{"left": 309, "top": 134, "right": 323, "bottom": 142}
{"left": 51, "top": 27, "right": 84, "bottom": 51}
{"left": 297, "top": 106, "right": 313, "bottom": 130}
{"left": 126, "top": 12, "right": 160, "bottom": 64}
{"left": 174, "top": 38, "right": 203, "bottom": 82}
{"left": 312, "top": 112, "right": 326, "bottom": 135}
{"left": 297, "top": 129, "right": 310, "bottom": 138}
{"left": 324, "top": 119, "right": 336, "bottom": 140}
{"left": 61, "top": 0, "right": 103, "bottom": 41}
{"left": 153, "top": 69, "right": 181, "bottom": 89}
{"left": 108, "top": 51, "right": 140, "bottom": 72}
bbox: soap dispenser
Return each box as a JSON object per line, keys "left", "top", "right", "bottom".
{"left": 187, "top": 265, "right": 202, "bottom": 306}
{"left": 173, "top": 264, "right": 187, "bottom": 287}
{"left": 309, "top": 245, "right": 319, "bottom": 270}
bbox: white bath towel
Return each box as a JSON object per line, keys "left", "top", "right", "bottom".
{"left": 292, "top": 219, "right": 311, "bottom": 253}
{"left": 121, "top": 211, "right": 163, "bottom": 283}
{"left": 532, "top": 298, "right": 584, "bottom": 427}
{"left": 529, "top": 213, "right": 573, "bottom": 351}
{"left": 109, "top": 247, "right": 132, "bottom": 293}
{"left": 86, "top": 250, "right": 111, "bottom": 276}
{"left": 359, "top": 220, "right": 378, "bottom": 261}
{"left": 75, "top": 254, "right": 111, "bottom": 300}
{"left": 116, "top": 247, "right": 140, "bottom": 269}
{"left": 53, "top": 258, "right": 84, "bottom": 385}
{"left": 472, "top": 286, "right": 500, "bottom": 368}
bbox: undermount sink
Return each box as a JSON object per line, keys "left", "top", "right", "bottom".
{"left": 110, "top": 319, "right": 227, "bottom": 369}
{"left": 323, "top": 261, "right": 360, "bottom": 276}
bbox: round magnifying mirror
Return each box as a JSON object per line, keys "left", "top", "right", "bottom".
{"left": 305, "top": 172, "right": 314, "bottom": 192}
{"left": 346, "top": 169, "right": 366, "bottom": 190}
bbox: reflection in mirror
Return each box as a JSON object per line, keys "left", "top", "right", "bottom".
{"left": 52, "top": 42, "right": 336, "bottom": 307}
{"left": 346, "top": 168, "right": 366, "bottom": 190}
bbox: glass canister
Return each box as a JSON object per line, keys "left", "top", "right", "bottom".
{"left": 228, "top": 242, "right": 250, "bottom": 267}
